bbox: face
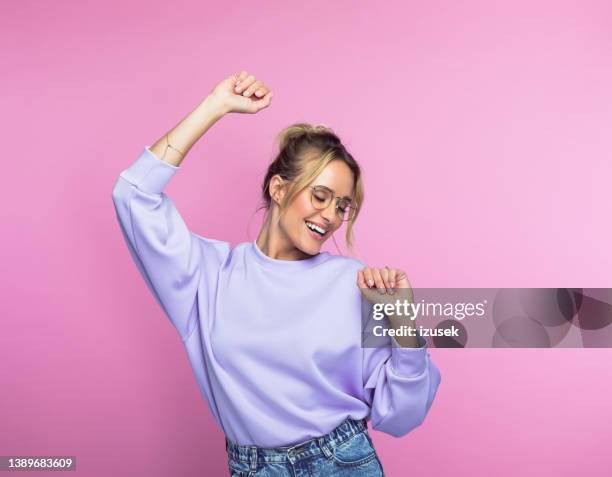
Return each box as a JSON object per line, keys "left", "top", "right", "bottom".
{"left": 274, "top": 160, "right": 355, "bottom": 256}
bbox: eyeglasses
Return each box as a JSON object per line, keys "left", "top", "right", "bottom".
{"left": 309, "top": 185, "right": 357, "bottom": 222}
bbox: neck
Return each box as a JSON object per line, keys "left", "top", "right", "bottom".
{"left": 256, "top": 211, "right": 314, "bottom": 261}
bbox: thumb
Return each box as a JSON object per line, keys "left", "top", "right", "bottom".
{"left": 251, "top": 91, "right": 273, "bottom": 112}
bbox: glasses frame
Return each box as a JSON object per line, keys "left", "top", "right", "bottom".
{"left": 308, "top": 185, "right": 357, "bottom": 223}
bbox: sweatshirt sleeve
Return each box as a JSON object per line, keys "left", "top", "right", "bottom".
{"left": 362, "top": 319, "right": 442, "bottom": 438}
{"left": 111, "top": 146, "right": 226, "bottom": 342}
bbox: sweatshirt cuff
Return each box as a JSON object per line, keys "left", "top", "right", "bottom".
{"left": 119, "top": 146, "right": 179, "bottom": 194}
{"left": 389, "top": 335, "right": 428, "bottom": 377}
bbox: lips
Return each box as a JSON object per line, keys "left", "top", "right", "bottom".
{"left": 306, "top": 220, "right": 327, "bottom": 230}
{"left": 305, "top": 220, "right": 327, "bottom": 240}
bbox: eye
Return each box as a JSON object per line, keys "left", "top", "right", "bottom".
{"left": 313, "top": 194, "right": 327, "bottom": 202}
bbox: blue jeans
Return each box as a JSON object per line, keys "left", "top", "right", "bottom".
{"left": 224, "top": 417, "right": 385, "bottom": 476}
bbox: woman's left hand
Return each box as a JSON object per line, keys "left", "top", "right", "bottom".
{"left": 357, "top": 265, "right": 413, "bottom": 305}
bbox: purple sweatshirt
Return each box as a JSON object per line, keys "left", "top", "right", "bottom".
{"left": 111, "top": 146, "right": 442, "bottom": 447}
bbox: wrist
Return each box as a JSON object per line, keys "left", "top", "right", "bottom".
{"left": 199, "top": 94, "right": 229, "bottom": 119}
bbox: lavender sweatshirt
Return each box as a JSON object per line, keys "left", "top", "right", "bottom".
{"left": 111, "top": 146, "right": 442, "bottom": 447}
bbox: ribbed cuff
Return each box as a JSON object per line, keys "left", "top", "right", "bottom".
{"left": 119, "top": 146, "right": 179, "bottom": 194}
{"left": 389, "top": 335, "right": 428, "bottom": 377}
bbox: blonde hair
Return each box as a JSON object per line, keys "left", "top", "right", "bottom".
{"left": 256, "top": 122, "right": 364, "bottom": 252}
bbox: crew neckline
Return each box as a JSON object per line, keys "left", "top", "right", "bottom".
{"left": 250, "top": 240, "right": 330, "bottom": 270}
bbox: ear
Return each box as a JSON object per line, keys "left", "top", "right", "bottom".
{"left": 268, "top": 174, "right": 287, "bottom": 205}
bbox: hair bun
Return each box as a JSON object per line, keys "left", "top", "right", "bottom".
{"left": 276, "top": 122, "right": 339, "bottom": 150}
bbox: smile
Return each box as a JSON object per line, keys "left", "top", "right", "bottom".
{"left": 305, "top": 220, "right": 327, "bottom": 240}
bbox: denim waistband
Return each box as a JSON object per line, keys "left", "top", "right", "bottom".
{"left": 225, "top": 417, "right": 369, "bottom": 466}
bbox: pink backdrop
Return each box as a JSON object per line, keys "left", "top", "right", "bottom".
{"left": 2, "top": 1, "right": 611, "bottom": 476}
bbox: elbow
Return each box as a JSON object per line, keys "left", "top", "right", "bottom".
{"left": 111, "top": 178, "right": 121, "bottom": 204}
{"left": 426, "top": 360, "right": 442, "bottom": 413}
{"left": 111, "top": 176, "right": 128, "bottom": 207}
{"left": 372, "top": 364, "right": 442, "bottom": 438}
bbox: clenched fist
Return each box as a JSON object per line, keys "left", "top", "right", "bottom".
{"left": 357, "top": 265, "right": 414, "bottom": 306}
{"left": 208, "top": 70, "right": 274, "bottom": 115}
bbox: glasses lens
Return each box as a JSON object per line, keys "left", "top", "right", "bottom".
{"left": 311, "top": 187, "right": 356, "bottom": 222}
{"left": 311, "top": 187, "right": 332, "bottom": 209}
{"left": 339, "top": 204, "right": 356, "bottom": 222}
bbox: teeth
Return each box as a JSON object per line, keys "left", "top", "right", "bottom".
{"left": 306, "top": 221, "right": 326, "bottom": 235}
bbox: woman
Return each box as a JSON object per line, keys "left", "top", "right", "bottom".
{"left": 112, "top": 70, "right": 442, "bottom": 477}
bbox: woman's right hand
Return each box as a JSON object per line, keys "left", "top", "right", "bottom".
{"left": 208, "top": 70, "right": 274, "bottom": 115}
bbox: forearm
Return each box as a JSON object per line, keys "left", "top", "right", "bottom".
{"left": 149, "top": 95, "right": 228, "bottom": 167}
{"left": 386, "top": 288, "right": 421, "bottom": 348}
{"left": 388, "top": 314, "right": 421, "bottom": 347}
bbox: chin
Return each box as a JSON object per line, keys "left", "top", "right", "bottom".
{"left": 300, "top": 222, "right": 330, "bottom": 254}
{"left": 300, "top": 235, "right": 325, "bottom": 256}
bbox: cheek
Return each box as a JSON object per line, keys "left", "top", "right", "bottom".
{"left": 291, "top": 194, "right": 315, "bottom": 218}
{"left": 280, "top": 197, "right": 313, "bottom": 231}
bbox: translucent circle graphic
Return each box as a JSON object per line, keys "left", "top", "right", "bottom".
{"left": 432, "top": 319, "right": 468, "bottom": 348}
{"left": 491, "top": 288, "right": 583, "bottom": 347}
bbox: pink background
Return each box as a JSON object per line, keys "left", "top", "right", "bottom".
{"left": 2, "top": 0, "right": 611, "bottom": 476}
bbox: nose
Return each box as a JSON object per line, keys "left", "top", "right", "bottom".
{"left": 319, "top": 200, "right": 337, "bottom": 224}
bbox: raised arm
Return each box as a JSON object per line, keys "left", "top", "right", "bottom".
{"left": 111, "top": 71, "right": 274, "bottom": 340}
{"left": 147, "top": 70, "right": 274, "bottom": 167}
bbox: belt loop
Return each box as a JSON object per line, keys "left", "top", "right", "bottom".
{"left": 360, "top": 417, "right": 368, "bottom": 432}
{"left": 347, "top": 418, "right": 357, "bottom": 435}
{"left": 249, "top": 446, "right": 258, "bottom": 473}
{"left": 317, "top": 437, "right": 333, "bottom": 459}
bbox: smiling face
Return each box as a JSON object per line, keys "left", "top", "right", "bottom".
{"left": 277, "top": 159, "right": 355, "bottom": 256}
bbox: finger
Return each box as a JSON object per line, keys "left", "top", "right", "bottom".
{"left": 253, "top": 84, "right": 269, "bottom": 98}
{"left": 362, "top": 267, "right": 375, "bottom": 288}
{"left": 235, "top": 74, "right": 256, "bottom": 93}
{"left": 380, "top": 267, "right": 394, "bottom": 294}
{"left": 395, "top": 269, "right": 410, "bottom": 287}
{"left": 379, "top": 267, "right": 390, "bottom": 288}
{"left": 243, "top": 80, "right": 263, "bottom": 97}
{"left": 357, "top": 270, "right": 367, "bottom": 288}
{"left": 386, "top": 268, "right": 398, "bottom": 294}
{"left": 252, "top": 91, "right": 273, "bottom": 112}
{"left": 372, "top": 268, "right": 386, "bottom": 294}
{"left": 233, "top": 70, "right": 248, "bottom": 86}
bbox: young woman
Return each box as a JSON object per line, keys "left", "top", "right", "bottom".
{"left": 112, "top": 70, "right": 442, "bottom": 477}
